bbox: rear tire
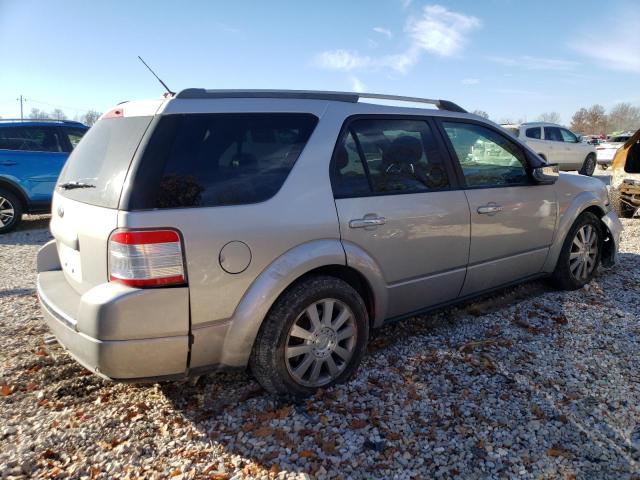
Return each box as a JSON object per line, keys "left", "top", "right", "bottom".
{"left": 551, "top": 212, "right": 602, "bottom": 290}
{"left": 250, "top": 275, "right": 369, "bottom": 397}
{"left": 609, "top": 188, "right": 635, "bottom": 218}
{"left": 579, "top": 154, "right": 596, "bottom": 176}
{"left": 0, "top": 188, "right": 23, "bottom": 234}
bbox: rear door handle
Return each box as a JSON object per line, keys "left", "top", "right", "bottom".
{"left": 349, "top": 216, "right": 386, "bottom": 228}
{"left": 477, "top": 204, "right": 503, "bottom": 215}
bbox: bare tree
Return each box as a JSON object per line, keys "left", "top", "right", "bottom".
{"left": 571, "top": 105, "right": 607, "bottom": 135}
{"left": 537, "top": 112, "right": 561, "bottom": 124}
{"left": 28, "top": 108, "right": 50, "bottom": 120}
{"left": 51, "top": 108, "right": 67, "bottom": 120}
{"left": 82, "top": 110, "right": 102, "bottom": 126}
{"left": 471, "top": 110, "right": 489, "bottom": 119}
{"left": 607, "top": 103, "right": 640, "bottom": 133}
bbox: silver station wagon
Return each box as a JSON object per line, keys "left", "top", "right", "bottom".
{"left": 37, "top": 89, "right": 622, "bottom": 396}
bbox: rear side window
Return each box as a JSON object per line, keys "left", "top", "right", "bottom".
{"left": 133, "top": 113, "right": 318, "bottom": 209}
{"left": 0, "top": 126, "right": 63, "bottom": 152}
{"left": 544, "top": 126, "right": 563, "bottom": 142}
{"left": 331, "top": 118, "right": 450, "bottom": 197}
{"left": 57, "top": 117, "right": 153, "bottom": 208}
{"left": 525, "top": 127, "right": 541, "bottom": 139}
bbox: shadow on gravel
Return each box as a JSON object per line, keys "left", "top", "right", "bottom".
{"left": 0, "top": 287, "right": 35, "bottom": 299}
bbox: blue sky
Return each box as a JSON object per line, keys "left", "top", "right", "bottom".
{"left": 1, "top": 0, "right": 639, "bottom": 124}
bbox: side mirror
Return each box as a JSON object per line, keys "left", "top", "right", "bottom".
{"left": 532, "top": 164, "right": 559, "bottom": 184}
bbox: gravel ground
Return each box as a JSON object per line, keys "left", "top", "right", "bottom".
{"left": 1, "top": 211, "right": 640, "bottom": 479}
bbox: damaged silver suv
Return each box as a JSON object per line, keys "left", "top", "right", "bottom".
{"left": 37, "top": 89, "right": 622, "bottom": 396}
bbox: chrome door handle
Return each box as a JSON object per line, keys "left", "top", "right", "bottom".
{"left": 477, "top": 204, "right": 503, "bottom": 215}
{"left": 349, "top": 216, "right": 386, "bottom": 228}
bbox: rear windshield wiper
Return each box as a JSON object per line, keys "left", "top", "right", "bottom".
{"left": 58, "top": 182, "right": 96, "bottom": 190}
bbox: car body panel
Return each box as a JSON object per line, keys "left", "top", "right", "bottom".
{"left": 335, "top": 190, "right": 470, "bottom": 318}
{"left": 461, "top": 184, "right": 557, "bottom": 295}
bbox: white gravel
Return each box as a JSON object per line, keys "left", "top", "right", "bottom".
{"left": 1, "top": 211, "right": 640, "bottom": 479}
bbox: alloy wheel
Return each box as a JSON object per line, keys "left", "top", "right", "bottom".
{"left": 0, "top": 196, "right": 15, "bottom": 227}
{"left": 285, "top": 298, "right": 357, "bottom": 387}
{"left": 569, "top": 224, "right": 598, "bottom": 281}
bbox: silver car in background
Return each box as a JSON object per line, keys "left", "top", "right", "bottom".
{"left": 502, "top": 122, "right": 597, "bottom": 176}
{"left": 37, "top": 90, "right": 622, "bottom": 396}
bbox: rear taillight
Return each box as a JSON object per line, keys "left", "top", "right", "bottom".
{"left": 596, "top": 147, "right": 605, "bottom": 150}
{"left": 108, "top": 229, "right": 186, "bottom": 287}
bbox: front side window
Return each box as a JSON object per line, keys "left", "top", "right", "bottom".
{"left": 63, "top": 127, "right": 87, "bottom": 150}
{"left": 544, "top": 126, "right": 563, "bottom": 142}
{"left": 0, "top": 126, "right": 63, "bottom": 152}
{"left": 526, "top": 127, "right": 541, "bottom": 139}
{"left": 560, "top": 128, "right": 578, "bottom": 143}
{"left": 139, "top": 113, "right": 318, "bottom": 209}
{"left": 331, "top": 118, "right": 450, "bottom": 197}
{"left": 442, "top": 122, "right": 529, "bottom": 187}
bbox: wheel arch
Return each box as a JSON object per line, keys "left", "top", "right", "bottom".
{"left": 216, "top": 239, "right": 385, "bottom": 368}
{"left": 0, "top": 176, "right": 29, "bottom": 210}
{"left": 543, "top": 193, "right": 607, "bottom": 273}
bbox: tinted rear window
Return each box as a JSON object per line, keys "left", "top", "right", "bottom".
{"left": 57, "top": 116, "right": 152, "bottom": 208}
{"left": 127, "top": 113, "right": 318, "bottom": 210}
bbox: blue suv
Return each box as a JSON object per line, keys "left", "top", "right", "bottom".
{"left": 0, "top": 119, "right": 88, "bottom": 233}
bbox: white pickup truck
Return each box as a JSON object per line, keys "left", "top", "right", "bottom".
{"left": 502, "top": 122, "right": 597, "bottom": 176}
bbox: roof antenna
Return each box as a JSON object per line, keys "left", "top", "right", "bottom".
{"left": 137, "top": 56, "right": 175, "bottom": 96}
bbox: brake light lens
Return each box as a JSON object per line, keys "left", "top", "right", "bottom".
{"left": 596, "top": 146, "right": 605, "bottom": 150}
{"left": 108, "top": 229, "right": 186, "bottom": 287}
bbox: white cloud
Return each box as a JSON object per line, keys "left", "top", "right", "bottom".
{"left": 407, "top": 4, "right": 481, "bottom": 57}
{"left": 462, "top": 78, "right": 479, "bottom": 85}
{"left": 570, "top": 17, "right": 640, "bottom": 73}
{"left": 350, "top": 76, "right": 367, "bottom": 92}
{"left": 373, "top": 27, "right": 393, "bottom": 38}
{"left": 314, "top": 50, "right": 373, "bottom": 71}
{"left": 313, "top": 4, "right": 480, "bottom": 75}
{"left": 488, "top": 55, "right": 578, "bottom": 71}
{"left": 401, "top": 0, "right": 413, "bottom": 9}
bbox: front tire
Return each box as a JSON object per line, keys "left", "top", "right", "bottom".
{"left": 551, "top": 212, "right": 602, "bottom": 290}
{"left": 0, "top": 188, "right": 23, "bottom": 234}
{"left": 579, "top": 154, "right": 596, "bottom": 176}
{"left": 250, "top": 275, "right": 369, "bottom": 397}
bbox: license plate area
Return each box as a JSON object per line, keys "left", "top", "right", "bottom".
{"left": 58, "top": 243, "right": 82, "bottom": 283}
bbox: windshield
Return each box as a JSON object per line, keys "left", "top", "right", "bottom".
{"left": 57, "top": 116, "right": 152, "bottom": 208}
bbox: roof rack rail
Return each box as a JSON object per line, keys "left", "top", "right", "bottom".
{"left": 0, "top": 118, "right": 86, "bottom": 125}
{"left": 175, "top": 89, "right": 467, "bottom": 113}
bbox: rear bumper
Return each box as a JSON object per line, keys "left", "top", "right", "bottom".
{"left": 37, "top": 265, "right": 190, "bottom": 380}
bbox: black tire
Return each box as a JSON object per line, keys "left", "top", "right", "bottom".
{"left": 579, "top": 154, "right": 596, "bottom": 176}
{"left": 609, "top": 188, "right": 635, "bottom": 218}
{"left": 250, "top": 275, "right": 370, "bottom": 397}
{"left": 551, "top": 212, "right": 603, "bottom": 290}
{"left": 0, "top": 188, "right": 23, "bottom": 234}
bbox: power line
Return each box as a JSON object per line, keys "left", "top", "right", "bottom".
{"left": 27, "top": 99, "right": 95, "bottom": 113}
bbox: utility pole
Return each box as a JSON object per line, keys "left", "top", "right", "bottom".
{"left": 16, "top": 95, "right": 26, "bottom": 120}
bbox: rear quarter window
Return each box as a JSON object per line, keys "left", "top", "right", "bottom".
{"left": 128, "top": 113, "right": 318, "bottom": 210}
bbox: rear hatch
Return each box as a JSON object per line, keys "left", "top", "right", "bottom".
{"left": 50, "top": 106, "right": 158, "bottom": 294}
